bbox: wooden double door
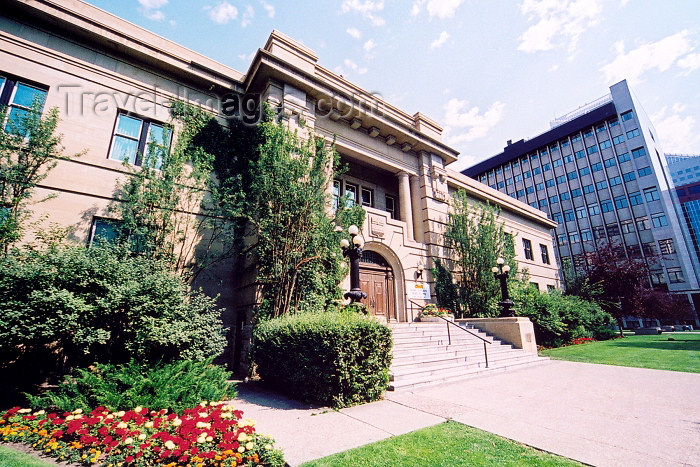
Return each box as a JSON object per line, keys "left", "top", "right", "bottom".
{"left": 359, "top": 263, "right": 395, "bottom": 321}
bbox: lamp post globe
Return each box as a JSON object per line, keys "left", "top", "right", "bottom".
{"left": 340, "top": 225, "right": 367, "bottom": 303}
{"left": 493, "top": 258, "right": 515, "bottom": 317}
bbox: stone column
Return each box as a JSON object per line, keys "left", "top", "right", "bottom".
{"left": 409, "top": 174, "right": 424, "bottom": 242}
{"left": 398, "top": 171, "right": 414, "bottom": 242}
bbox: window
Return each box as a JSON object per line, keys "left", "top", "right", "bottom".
{"left": 581, "top": 229, "right": 593, "bottom": 241}
{"left": 588, "top": 204, "right": 600, "bottom": 215}
{"left": 558, "top": 234, "right": 568, "bottom": 245}
{"left": 497, "top": 181, "right": 504, "bottom": 189}
{"left": 564, "top": 154, "right": 574, "bottom": 163}
{"left": 517, "top": 189, "right": 525, "bottom": 197}
{"left": 618, "top": 152, "right": 631, "bottom": 163}
{"left": 495, "top": 167, "right": 502, "bottom": 174}
{"left": 643, "top": 187, "right": 660, "bottom": 202}
{"left": 552, "top": 212, "right": 562, "bottom": 223}
{"left": 385, "top": 195, "right": 396, "bottom": 219}
{"left": 549, "top": 195, "right": 559, "bottom": 203}
{"left": 532, "top": 153, "right": 540, "bottom": 160}
{"left": 621, "top": 110, "right": 634, "bottom": 121}
{"left": 553, "top": 159, "right": 563, "bottom": 167}
{"left": 667, "top": 267, "right": 685, "bottom": 283}
{"left": 109, "top": 113, "right": 171, "bottom": 167}
{"left": 638, "top": 166, "right": 652, "bottom": 177}
{"left": 583, "top": 184, "right": 595, "bottom": 194}
{"left": 599, "top": 140, "right": 612, "bottom": 150}
{"left": 333, "top": 179, "right": 342, "bottom": 210}
{"left": 642, "top": 242, "right": 658, "bottom": 256}
{"left": 579, "top": 167, "right": 590, "bottom": 176}
{"left": 621, "top": 220, "right": 633, "bottom": 234}
{"left": 514, "top": 174, "right": 523, "bottom": 182}
{"left": 626, "top": 128, "right": 640, "bottom": 139}
{"left": 0, "top": 76, "right": 48, "bottom": 135}
{"left": 629, "top": 191, "right": 643, "bottom": 205}
{"left": 560, "top": 192, "right": 570, "bottom": 201}
{"left": 613, "top": 135, "right": 625, "bottom": 144}
{"left": 591, "top": 162, "right": 603, "bottom": 172}
{"left": 571, "top": 134, "right": 582, "bottom": 142}
{"left": 593, "top": 225, "right": 606, "bottom": 239}
{"left": 606, "top": 223, "right": 620, "bottom": 237}
{"left": 614, "top": 195, "right": 628, "bottom": 209}
{"left": 556, "top": 175, "right": 567, "bottom": 184}
{"left": 576, "top": 207, "right": 587, "bottom": 219}
{"left": 604, "top": 158, "right": 617, "bottom": 168}
{"left": 89, "top": 218, "right": 121, "bottom": 245}
{"left": 543, "top": 163, "right": 551, "bottom": 171}
{"left": 536, "top": 182, "right": 544, "bottom": 191}
{"left": 523, "top": 238, "right": 533, "bottom": 260}
{"left": 539, "top": 199, "right": 548, "bottom": 208}
{"left": 628, "top": 244, "right": 641, "bottom": 257}
{"left": 587, "top": 145, "right": 599, "bottom": 155}
{"left": 506, "top": 178, "right": 513, "bottom": 186}
{"left": 549, "top": 144, "right": 558, "bottom": 152}
{"left": 632, "top": 147, "right": 646, "bottom": 158}
{"left": 561, "top": 140, "right": 570, "bottom": 147}
{"left": 569, "top": 232, "right": 580, "bottom": 244}
{"left": 651, "top": 213, "right": 668, "bottom": 228}
{"left": 609, "top": 118, "right": 619, "bottom": 127}
{"left": 601, "top": 200, "right": 614, "bottom": 212}
{"left": 595, "top": 180, "right": 607, "bottom": 190}
{"left": 575, "top": 150, "right": 586, "bottom": 159}
{"left": 572, "top": 188, "right": 582, "bottom": 198}
{"left": 361, "top": 188, "right": 373, "bottom": 207}
{"left": 650, "top": 270, "right": 666, "bottom": 286}
{"left": 564, "top": 210, "right": 575, "bottom": 222}
{"left": 584, "top": 129, "right": 593, "bottom": 138}
{"left": 636, "top": 216, "right": 650, "bottom": 231}
{"left": 609, "top": 176, "right": 622, "bottom": 186}
{"left": 504, "top": 165, "right": 511, "bottom": 172}
{"left": 533, "top": 167, "right": 541, "bottom": 175}
{"left": 546, "top": 179, "right": 555, "bottom": 187}
{"left": 623, "top": 171, "right": 636, "bottom": 182}
{"left": 540, "top": 244, "right": 550, "bottom": 264}
{"left": 658, "top": 238, "right": 675, "bottom": 254}
{"left": 344, "top": 183, "right": 358, "bottom": 207}
{"left": 526, "top": 186, "right": 535, "bottom": 194}
{"left": 596, "top": 123, "right": 606, "bottom": 133}
{"left": 567, "top": 171, "right": 578, "bottom": 180}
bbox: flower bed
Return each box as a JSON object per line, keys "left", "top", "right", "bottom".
{"left": 420, "top": 304, "right": 451, "bottom": 317}
{"left": 0, "top": 403, "right": 284, "bottom": 466}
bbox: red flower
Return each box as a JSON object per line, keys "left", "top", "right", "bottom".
{"left": 125, "top": 455, "right": 134, "bottom": 462}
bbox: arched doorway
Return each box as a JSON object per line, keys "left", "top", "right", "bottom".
{"left": 359, "top": 250, "right": 396, "bottom": 322}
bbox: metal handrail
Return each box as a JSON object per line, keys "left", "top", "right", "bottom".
{"left": 408, "top": 299, "right": 491, "bottom": 368}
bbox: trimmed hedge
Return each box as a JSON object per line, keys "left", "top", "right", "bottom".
{"left": 252, "top": 311, "right": 392, "bottom": 408}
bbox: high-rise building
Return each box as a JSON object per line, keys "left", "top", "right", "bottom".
{"left": 464, "top": 80, "right": 700, "bottom": 323}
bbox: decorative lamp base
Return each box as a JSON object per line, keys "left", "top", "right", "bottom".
{"left": 498, "top": 300, "right": 516, "bottom": 318}
{"left": 345, "top": 289, "right": 367, "bottom": 303}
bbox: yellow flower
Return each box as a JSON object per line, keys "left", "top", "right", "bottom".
{"left": 265, "top": 444, "right": 272, "bottom": 450}
{"left": 34, "top": 410, "right": 45, "bottom": 416}
{"left": 237, "top": 446, "right": 246, "bottom": 453}
{"left": 164, "top": 440, "right": 176, "bottom": 450}
{"left": 205, "top": 436, "right": 213, "bottom": 442}
{"left": 124, "top": 438, "right": 133, "bottom": 444}
{"left": 245, "top": 442, "right": 254, "bottom": 450}
{"left": 72, "top": 408, "right": 83, "bottom": 414}
{"left": 134, "top": 406, "right": 143, "bottom": 413}
{"left": 144, "top": 421, "right": 154, "bottom": 428}
{"left": 116, "top": 411, "right": 125, "bottom": 417}
{"left": 138, "top": 433, "right": 147, "bottom": 440}
{"left": 237, "top": 433, "right": 248, "bottom": 442}
{"left": 171, "top": 418, "right": 182, "bottom": 427}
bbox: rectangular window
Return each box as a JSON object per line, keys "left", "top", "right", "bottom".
{"left": 344, "top": 183, "right": 358, "bottom": 207}
{"left": 575, "top": 150, "right": 586, "bottom": 159}
{"left": 626, "top": 128, "right": 640, "bottom": 139}
{"left": 561, "top": 140, "right": 570, "bottom": 147}
{"left": 564, "top": 154, "right": 574, "bottom": 163}
{"left": 546, "top": 178, "right": 555, "bottom": 187}
{"left": 609, "top": 118, "right": 619, "bottom": 127}
{"left": 628, "top": 244, "right": 641, "bottom": 257}
{"left": 651, "top": 213, "right": 668, "bottom": 228}
{"left": 558, "top": 234, "right": 568, "bottom": 246}
{"left": 385, "top": 195, "right": 396, "bottom": 219}
{"left": 564, "top": 210, "right": 575, "bottom": 222}
{"left": 556, "top": 175, "right": 567, "bottom": 184}
{"left": 614, "top": 195, "right": 629, "bottom": 209}
{"left": 532, "top": 153, "right": 540, "bottom": 160}
{"left": 569, "top": 232, "right": 580, "bottom": 244}
{"left": 583, "top": 184, "right": 595, "bottom": 194}
{"left": 514, "top": 174, "right": 523, "bottom": 182}
{"left": 516, "top": 189, "right": 525, "bottom": 197}
{"left": 658, "top": 238, "right": 675, "bottom": 254}
{"left": 576, "top": 207, "right": 587, "bottom": 219}
{"left": 609, "top": 176, "right": 622, "bottom": 186}
{"left": 650, "top": 270, "right": 666, "bottom": 286}
{"left": 596, "top": 123, "right": 606, "bottom": 133}
{"left": 591, "top": 162, "right": 603, "bottom": 172}
{"left": 621, "top": 220, "right": 634, "bottom": 234}
{"left": 540, "top": 244, "right": 550, "bottom": 264}
{"left": 668, "top": 267, "right": 685, "bottom": 283}
{"left": 588, "top": 204, "right": 600, "bottom": 215}
{"left": 584, "top": 129, "right": 594, "bottom": 138}
{"left": 543, "top": 163, "right": 551, "bottom": 171}
{"left": 618, "top": 152, "right": 631, "bottom": 163}
{"left": 549, "top": 195, "right": 559, "bottom": 204}
{"left": 506, "top": 178, "right": 513, "bottom": 186}
{"left": 567, "top": 171, "right": 578, "bottom": 180}
{"left": 560, "top": 192, "right": 570, "bottom": 201}
{"left": 539, "top": 199, "right": 548, "bottom": 208}
{"left": 526, "top": 186, "right": 535, "bottom": 194}
{"left": 579, "top": 167, "right": 590, "bottom": 176}
{"left": 643, "top": 187, "right": 660, "bottom": 202}
{"left": 606, "top": 223, "right": 620, "bottom": 237}
{"left": 587, "top": 145, "right": 599, "bottom": 155}
{"left": 636, "top": 216, "right": 650, "bottom": 231}
{"left": 572, "top": 188, "right": 582, "bottom": 197}
{"left": 599, "top": 140, "right": 612, "bottom": 150}
{"left": 549, "top": 144, "right": 558, "bottom": 152}
{"left": 533, "top": 167, "right": 541, "bottom": 175}
{"left": 643, "top": 242, "right": 658, "bottom": 256}
{"left": 581, "top": 229, "right": 593, "bottom": 241}
{"left": 523, "top": 171, "right": 531, "bottom": 179}
{"left": 596, "top": 180, "right": 607, "bottom": 190}
{"left": 621, "top": 110, "right": 634, "bottom": 121}
{"left": 361, "top": 188, "right": 373, "bottom": 207}
{"left": 523, "top": 238, "right": 533, "bottom": 260}
{"left": 604, "top": 158, "right": 617, "bottom": 168}
{"left": 109, "top": 112, "right": 171, "bottom": 167}
{"left": 536, "top": 182, "right": 544, "bottom": 191}
{"left": 571, "top": 134, "right": 582, "bottom": 142}
{"left": 623, "top": 171, "right": 636, "bottom": 182}
{"left": 632, "top": 147, "right": 647, "bottom": 158}
{"left": 638, "top": 166, "right": 652, "bottom": 177}
{"left": 553, "top": 159, "right": 563, "bottom": 167}
{"left": 601, "top": 200, "right": 614, "bottom": 212}
{"left": 552, "top": 212, "right": 562, "bottom": 223}
{"left": 0, "top": 77, "right": 48, "bottom": 135}
{"left": 333, "top": 179, "right": 341, "bottom": 210}
{"left": 89, "top": 218, "right": 121, "bottom": 245}
{"left": 593, "top": 225, "right": 606, "bottom": 239}
{"left": 497, "top": 181, "right": 505, "bottom": 189}
{"left": 613, "top": 134, "right": 625, "bottom": 144}
{"left": 629, "top": 191, "right": 643, "bottom": 205}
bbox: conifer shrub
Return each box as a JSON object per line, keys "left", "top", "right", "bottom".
{"left": 252, "top": 311, "right": 392, "bottom": 408}
{"left": 27, "top": 359, "right": 235, "bottom": 415}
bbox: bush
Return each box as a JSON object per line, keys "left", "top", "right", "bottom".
{"left": 253, "top": 311, "right": 392, "bottom": 408}
{"left": 27, "top": 359, "right": 235, "bottom": 415}
{"left": 592, "top": 326, "right": 620, "bottom": 341}
{"left": 513, "top": 286, "right": 611, "bottom": 347}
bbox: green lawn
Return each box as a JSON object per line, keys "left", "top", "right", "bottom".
{"left": 300, "top": 421, "right": 583, "bottom": 467}
{"left": 0, "top": 445, "right": 54, "bottom": 467}
{"left": 539, "top": 333, "right": 700, "bottom": 373}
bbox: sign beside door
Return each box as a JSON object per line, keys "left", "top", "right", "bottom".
{"left": 407, "top": 282, "right": 431, "bottom": 300}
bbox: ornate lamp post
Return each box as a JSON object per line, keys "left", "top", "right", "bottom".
{"left": 340, "top": 225, "right": 367, "bottom": 303}
{"left": 492, "top": 257, "right": 515, "bottom": 317}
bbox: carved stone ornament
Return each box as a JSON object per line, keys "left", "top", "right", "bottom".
{"left": 369, "top": 214, "right": 385, "bottom": 238}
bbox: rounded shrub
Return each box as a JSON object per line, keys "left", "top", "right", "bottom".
{"left": 252, "top": 311, "right": 392, "bottom": 408}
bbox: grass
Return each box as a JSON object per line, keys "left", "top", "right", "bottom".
{"left": 539, "top": 333, "right": 700, "bottom": 373}
{"left": 0, "top": 445, "right": 54, "bottom": 467}
{"left": 299, "top": 421, "right": 583, "bottom": 467}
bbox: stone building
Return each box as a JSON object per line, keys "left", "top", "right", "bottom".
{"left": 1, "top": 0, "right": 559, "bottom": 369}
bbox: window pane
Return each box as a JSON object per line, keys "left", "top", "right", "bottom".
{"left": 116, "top": 114, "right": 143, "bottom": 139}
{"left": 111, "top": 135, "right": 139, "bottom": 164}
{"left": 147, "top": 123, "right": 171, "bottom": 146}
{"left": 11, "top": 83, "right": 46, "bottom": 108}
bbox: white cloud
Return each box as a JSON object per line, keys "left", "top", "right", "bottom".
{"left": 518, "top": 0, "right": 603, "bottom": 55}
{"left": 238, "top": 52, "right": 255, "bottom": 62}
{"left": 411, "top": 0, "right": 465, "bottom": 19}
{"left": 548, "top": 64, "right": 559, "bottom": 72}
{"left": 651, "top": 106, "right": 700, "bottom": 154}
{"left": 143, "top": 9, "right": 165, "bottom": 21}
{"left": 347, "top": 27, "right": 362, "bottom": 39}
{"left": 138, "top": 0, "right": 168, "bottom": 8}
{"left": 343, "top": 59, "right": 368, "bottom": 75}
{"left": 678, "top": 52, "right": 700, "bottom": 76}
{"left": 364, "top": 39, "right": 377, "bottom": 51}
{"left": 260, "top": 0, "right": 275, "bottom": 18}
{"left": 600, "top": 30, "right": 695, "bottom": 84}
{"left": 430, "top": 31, "right": 450, "bottom": 49}
{"left": 137, "top": 0, "right": 168, "bottom": 21}
{"left": 442, "top": 98, "right": 506, "bottom": 145}
{"left": 207, "top": 2, "right": 238, "bottom": 24}
{"left": 241, "top": 5, "right": 254, "bottom": 27}
{"left": 341, "top": 0, "right": 385, "bottom": 27}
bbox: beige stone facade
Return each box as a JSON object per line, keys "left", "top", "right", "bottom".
{"left": 1, "top": 0, "right": 559, "bottom": 369}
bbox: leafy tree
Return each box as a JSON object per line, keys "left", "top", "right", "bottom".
{"left": 0, "top": 102, "right": 81, "bottom": 252}
{"left": 431, "top": 257, "right": 460, "bottom": 314}
{"left": 443, "top": 193, "right": 516, "bottom": 317}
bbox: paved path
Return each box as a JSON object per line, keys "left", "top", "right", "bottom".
{"left": 233, "top": 361, "right": 700, "bottom": 466}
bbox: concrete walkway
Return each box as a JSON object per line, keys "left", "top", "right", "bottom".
{"left": 233, "top": 361, "right": 700, "bottom": 466}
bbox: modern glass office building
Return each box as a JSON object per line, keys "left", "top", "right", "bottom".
{"left": 463, "top": 80, "right": 700, "bottom": 323}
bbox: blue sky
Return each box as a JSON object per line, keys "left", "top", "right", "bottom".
{"left": 85, "top": 0, "right": 700, "bottom": 171}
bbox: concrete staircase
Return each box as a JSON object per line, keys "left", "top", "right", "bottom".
{"left": 388, "top": 322, "right": 548, "bottom": 391}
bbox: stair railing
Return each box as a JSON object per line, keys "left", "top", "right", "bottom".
{"left": 408, "top": 299, "right": 492, "bottom": 368}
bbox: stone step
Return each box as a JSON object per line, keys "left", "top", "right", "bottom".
{"left": 392, "top": 345, "right": 515, "bottom": 363}
{"left": 391, "top": 351, "right": 540, "bottom": 377}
